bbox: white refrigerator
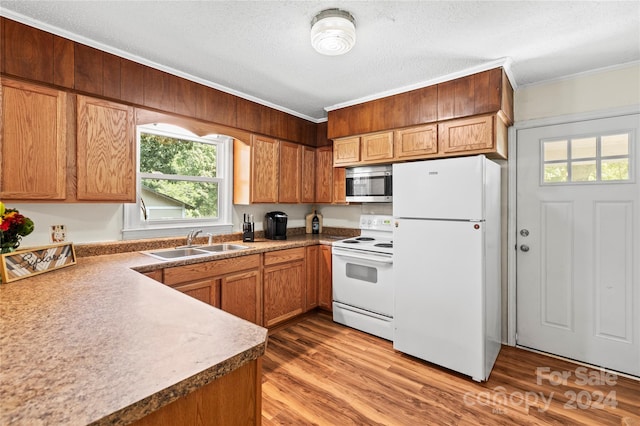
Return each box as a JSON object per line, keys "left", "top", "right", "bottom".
{"left": 392, "top": 155, "right": 501, "bottom": 382}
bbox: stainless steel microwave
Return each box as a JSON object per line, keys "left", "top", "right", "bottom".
{"left": 345, "top": 165, "right": 392, "bottom": 203}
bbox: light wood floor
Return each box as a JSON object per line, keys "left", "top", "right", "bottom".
{"left": 262, "top": 312, "right": 640, "bottom": 425}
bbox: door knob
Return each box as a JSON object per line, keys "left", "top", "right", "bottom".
{"left": 520, "top": 229, "right": 530, "bottom": 237}
{"left": 520, "top": 244, "right": 530, "bottom": 252}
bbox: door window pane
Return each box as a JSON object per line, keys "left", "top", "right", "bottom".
{"left": 544, "top": 163, "right": 568, "bottom": 183}
{"left": 543, "top": 140, "right": 567, "bottom": 161}
{"left": 601, "top": 134, "right": 629, "bottom": 157}
{"left": 571, "top": 137, "right": 596, "bottom": 159}
{"left": 571, "top": 160, "right": 597, "bottom": 182}
{"left": 601, "top": 158, "right": 629, "bottom": 181}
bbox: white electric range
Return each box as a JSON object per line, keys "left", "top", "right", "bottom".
{"left": 332, "top": 215, "right": 394, "bottom": 340}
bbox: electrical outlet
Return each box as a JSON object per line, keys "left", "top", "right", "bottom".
{"left": 50, "top": 225, "right": 66, "bottom": 243}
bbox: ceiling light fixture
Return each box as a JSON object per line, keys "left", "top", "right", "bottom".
{"left": 310, "top": 9, "right": 356, "bottom": 56}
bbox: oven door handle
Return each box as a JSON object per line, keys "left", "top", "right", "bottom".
{"left": 332, "top": 248, "right": 393, "bottom": 264}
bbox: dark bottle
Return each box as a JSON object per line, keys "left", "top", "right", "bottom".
{"left": 312, "top": 210, "right": 320, "bottom": 234}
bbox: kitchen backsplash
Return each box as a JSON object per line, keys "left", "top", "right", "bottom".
{"left": 11, "top": 202, "right": 391, "bottom": 247}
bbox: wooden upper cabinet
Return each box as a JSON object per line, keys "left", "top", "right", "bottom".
{"left": 196, "top": 84, "right": 237, "bottom": 128}
{"left": 0, "top": 78, "right": 68, "bottom": 200}
{"left": 361, "top": 132, "right": 394, "bottom": 163}
{"left": 171, "top": 76, "right": 198, "bottom": 118}
{"left": 143, "top": 67, "right": 174, "bottom": 112}
{"left": 333, "top": 137, "right": 360, "bottom": 166}
{"left": 301, "top": 146, "right": 316, "bottom": 203}
{"left": 120, "top": 59, "right": 145, "bottom": 105}
{"left": 2, "top": 18, "right": 74, "bottom": 87}
{"left": 315, "top": 146, "right": 333, "bottom": 203}
{"left": 249, "top": 135, "right": 279, "bottom": 203}
{"left": 408, "top": 85, "right": 438, "bottom": 126}
{"left": 332, "top": 167, "right": 347, "bottom": 204}
{"left": 278, "top": 141, "right": 301, "bottom": 203}
{"left": 437, "top": 68, "right": 506, "bottom": 122}
{"left": 438, "top": 113, "right": 507, "bottom": 159}
{"left": 76, "top": 95, "right": 136, "bottom": 201}
{"left": 394, "top": 124, "right": 438, "bottom": 160}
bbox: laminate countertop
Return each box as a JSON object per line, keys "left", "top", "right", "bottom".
{"left": 0, "top": 234, "right": 343, "bottom": 425}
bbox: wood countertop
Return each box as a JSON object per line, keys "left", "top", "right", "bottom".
{"left": 0, "top": 234, "right": 344, "bottom": 425}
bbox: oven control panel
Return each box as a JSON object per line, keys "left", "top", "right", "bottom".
{"left": 359, "top": 215, "right": 393, "bottom": 231}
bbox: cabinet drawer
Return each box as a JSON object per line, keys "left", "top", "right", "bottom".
{"left": 164, "top": 254, "right": 261, "bottom": 285}
{"left": 264, "top": 247, "right": 305, "bottom": 266}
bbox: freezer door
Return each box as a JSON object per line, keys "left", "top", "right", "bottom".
{"left": 393, "top": 155, "right": 485, "bottom": 220}
{"left": 393, "top": 218, "right": 486, "bottom": 381}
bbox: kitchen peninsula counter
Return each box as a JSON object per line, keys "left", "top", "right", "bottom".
{"left": 0, "top": 234, "right": 346, "bottom": 425}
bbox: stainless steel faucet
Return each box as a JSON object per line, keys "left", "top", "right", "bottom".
{"left": 186, "top": 229, "right": 202, "bottom": 246}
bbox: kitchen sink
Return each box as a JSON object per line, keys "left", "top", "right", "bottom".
{"left": 143, "top": 244, "right": 249, "bottom": 260}
{"left": 145, "top": 247, "right": 209, "bottom": 260}
{"left": 198, "top": 244, "right": 250, "bottom": 252}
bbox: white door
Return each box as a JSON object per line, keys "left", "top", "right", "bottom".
{"left": 516, "top": 114, "right": 640, "bottom": 376}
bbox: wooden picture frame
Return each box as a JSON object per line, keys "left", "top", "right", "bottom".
{"left": 0, "top": 242, "right": 76, "bottom": 283}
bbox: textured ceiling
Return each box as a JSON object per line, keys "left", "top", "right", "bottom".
{"left": 1, "top": 1, "right": 638, "bottom": 121}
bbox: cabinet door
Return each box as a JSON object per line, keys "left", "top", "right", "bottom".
{"left": 143, "top": 270, "right": 163, "bottom": 282}
{"left": 76, "top": 95, "right": 136, "bottom": 201}
{"left": 172, "top": 279, "right": 220, "bottom": 307}
{"left": 278, "top": 141, "right": 301, "bottom": 203}
{"left": 438, "top": 114, "right": 494, "bottom": 156}
{"left": 1, "top": 79, "right": 68, "bottom": 200}
{"left": 315, "top": 146, "right": 333, "bottom": 203}
{"left": 301, "top": 146, "right": 316, "bottom": 203}
{"left": 305, "top": 245, "right": 319, "bottom": 311}
{"left": 250, "top": 135, "right": 279, "bottom": 203}
{"left": 221, "top": 270, "right": 261, "bottom": 325}
{"left": 333, "top": 137, "right": 360, "bottom": 166}
{"left": 361, "top": 132, "right": 393, "bottom": 163}
{"left": 394, "top": 124, "right": 438, "bottom": 160}
{"left": 318, "top": 245, "right": 333, "bottom": 311}
{"left": 263, "top": 261, "right": 305, "bottom": 327}
{"left": 333, "top": 167, "right": 346, "bottom": 205}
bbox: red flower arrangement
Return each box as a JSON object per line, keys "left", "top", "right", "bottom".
{"left": 0, "top": 202, "right": 34, "bottom": 253}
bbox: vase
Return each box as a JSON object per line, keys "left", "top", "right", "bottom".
{"left": 1, "top": 241, "right": 19, "bottom": 254}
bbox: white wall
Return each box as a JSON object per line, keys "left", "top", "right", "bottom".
{"left": 12, "top": 202, "right": 369, "bottom": 247}
{"left": 515, "top": 62, "right": 640, "bottom": 122}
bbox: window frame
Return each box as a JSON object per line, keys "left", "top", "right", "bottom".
{"left": 539, "top": 129, "right": 634, "bottom": 186}
{"left": 123, "top": 123, "right": 233, "bottom": 240}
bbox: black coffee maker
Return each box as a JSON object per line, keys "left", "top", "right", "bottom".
{"left": 264, "top": 211, "right": 288, "bottom": 240}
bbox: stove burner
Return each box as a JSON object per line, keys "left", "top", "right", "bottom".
{"left": 375, "top": 243, "right": 393, "bottom": 248}
{"left": 355, "top": 237, "right": 375, "bottom": 241}
{"left": 343, "top": 240, "right": 359, "bottom": 244}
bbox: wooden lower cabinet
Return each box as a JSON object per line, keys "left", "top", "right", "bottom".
{"left": 304, "top": 246, "right": 319, "bottom": 311}
{"left": 174, "top": 279, "right": 219, "bottom": 307}
{"left": 163, "top": 254, "right": 262, "bottom": 325}
{"left": 318, "top": 245, "right": 333, "bottom": 311}
{"left": 221, "top": 270, "right": 261, "bottom": 324}
{"left": 263, "top": 248, "right": 306, "bottom": 327}
{"left": 132, "top": 358, "right": 261, "bottom": 426}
